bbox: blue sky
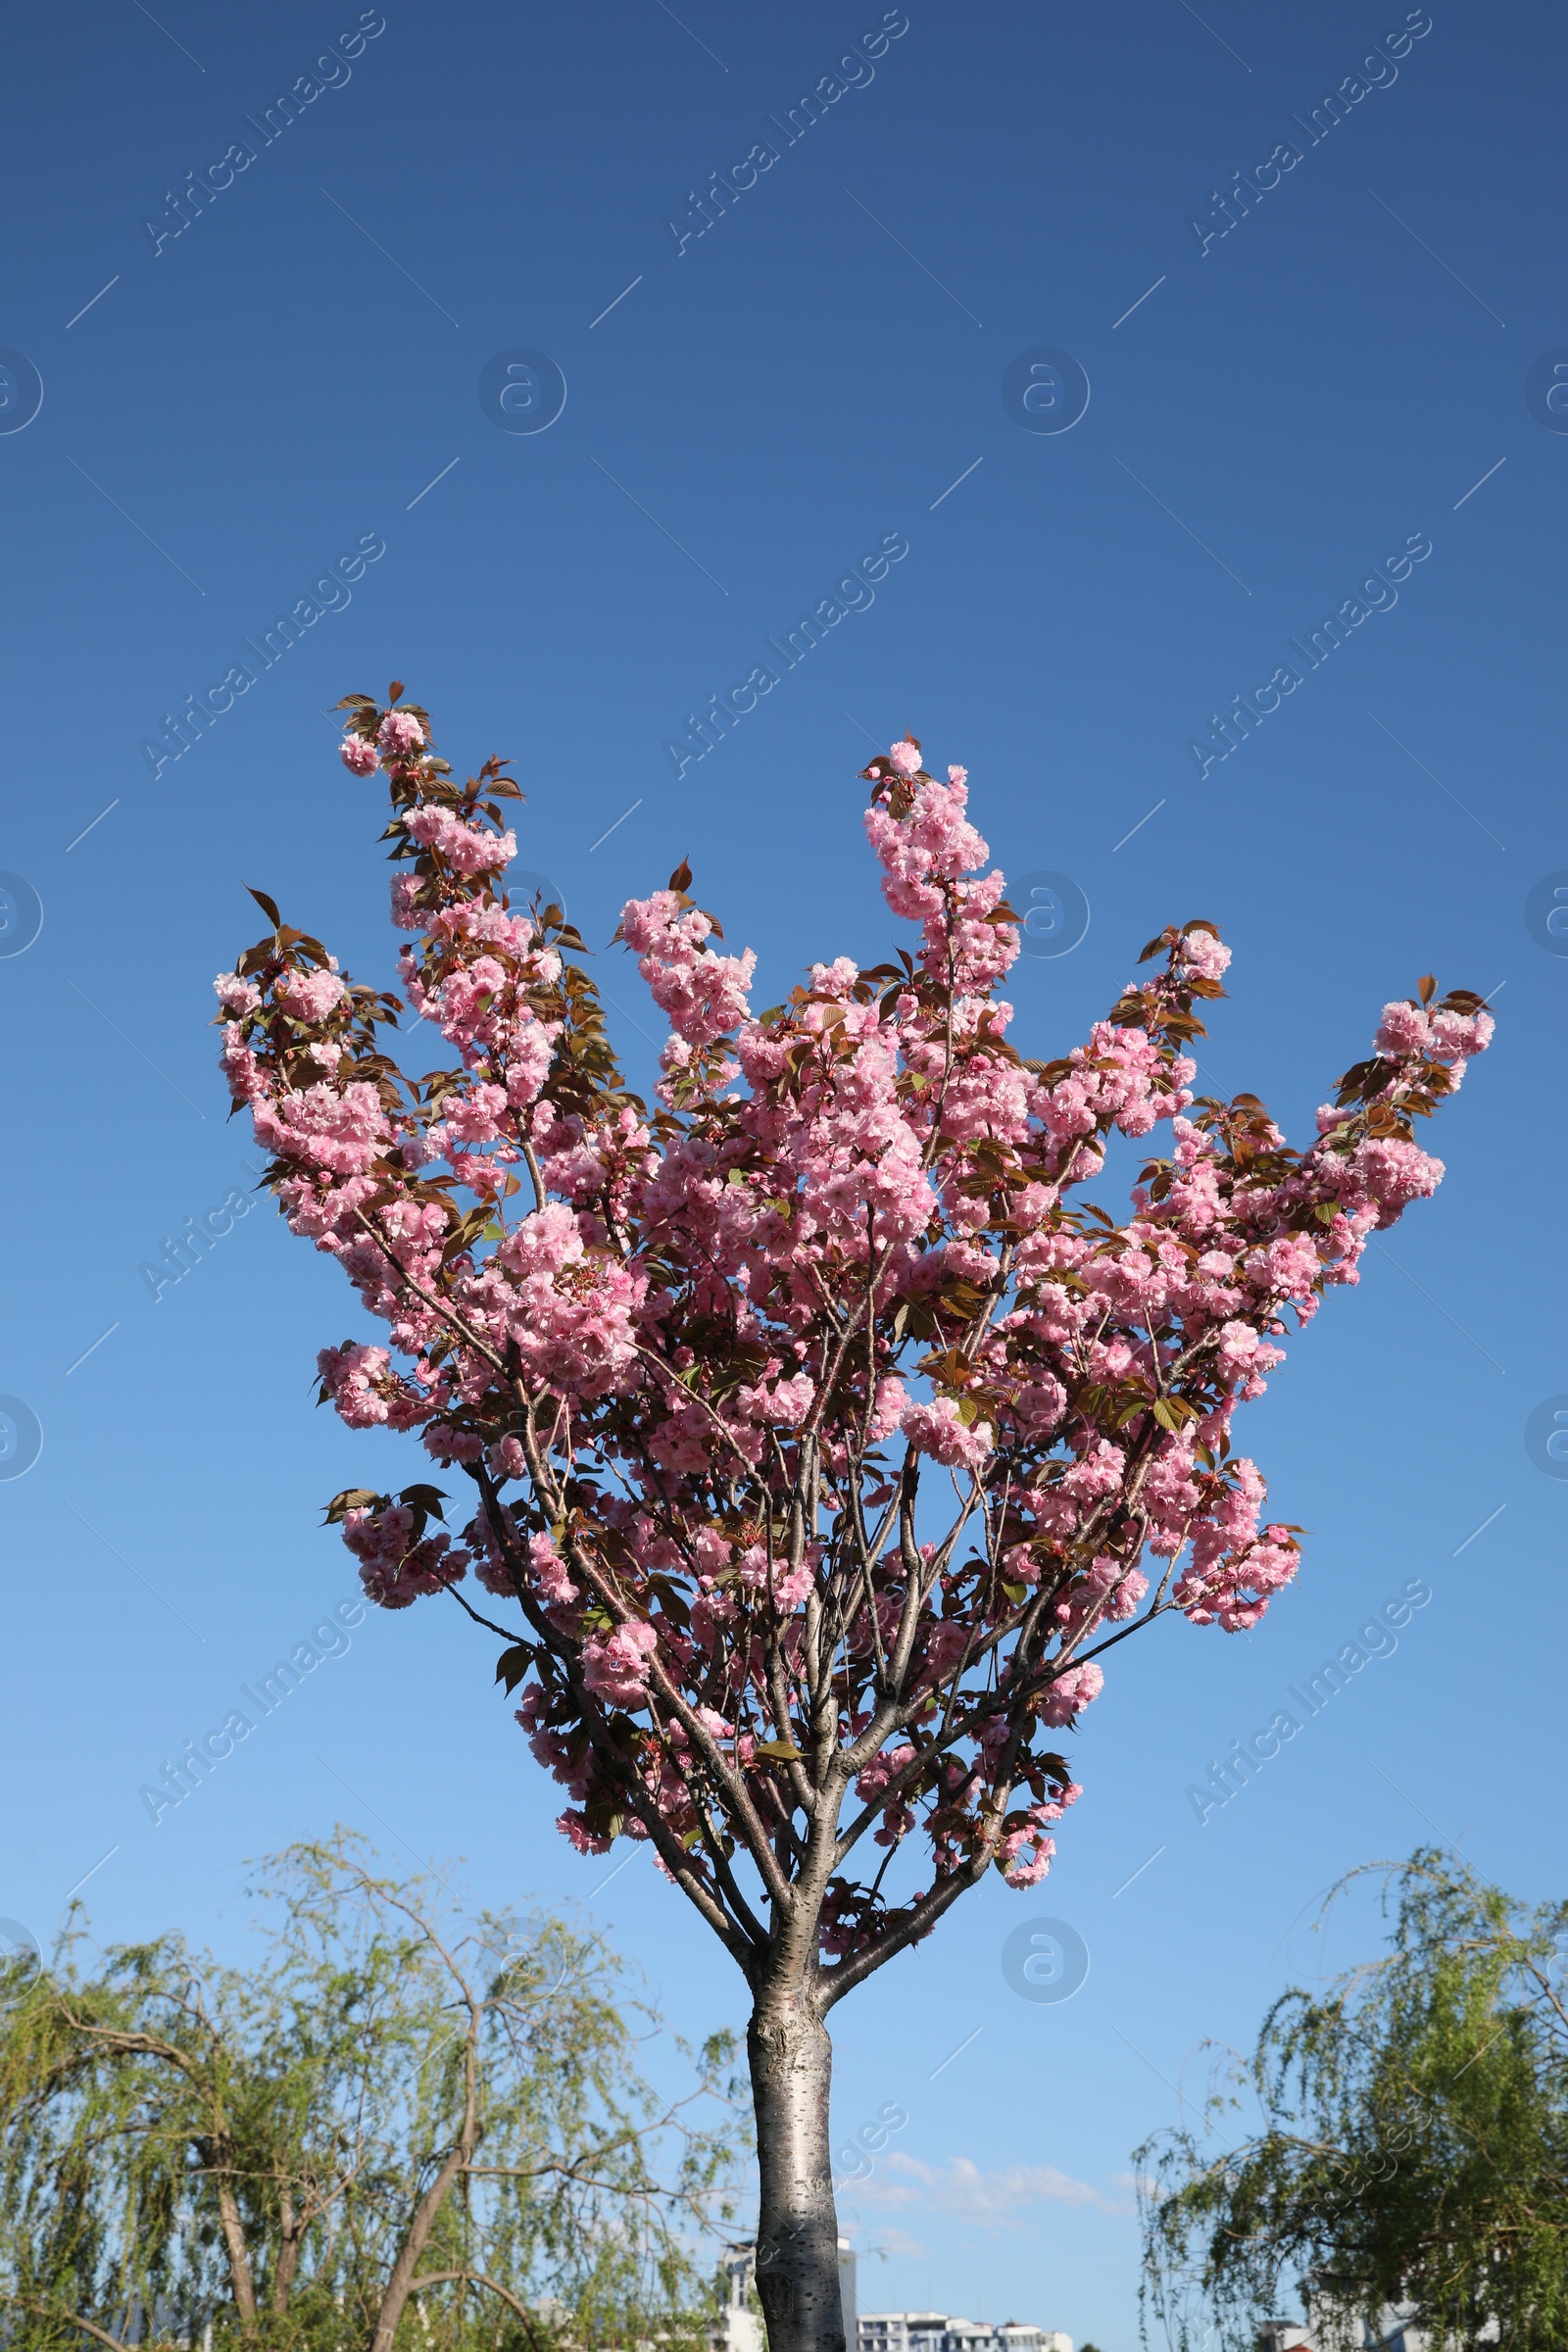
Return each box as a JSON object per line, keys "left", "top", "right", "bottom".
{"left": 1, "top": 0, "right": 1564, "bottom": 2340}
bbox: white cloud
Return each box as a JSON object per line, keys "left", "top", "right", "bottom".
{"left": 843, "top": 2222, "right": 930, "bottom": 2259}
{"left": 846, "top": 2152, "right": 1129, "bottom": 2232}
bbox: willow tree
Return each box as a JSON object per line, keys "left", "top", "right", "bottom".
{"left": 215, "top": 694, "right": 1492, "bottom": 2352}
{"left": 0, "top": 1835, "right": 736, "bottom": 2349}
{"left": 1138, "top": 1850, "right": 1568, "bottom": 2352}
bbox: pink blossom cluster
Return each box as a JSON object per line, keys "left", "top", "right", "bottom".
{"left": 339, "top": 1498, "right": 467, "bottom": 1609}
{"left": 341, "top": 735, "right": 379, "bottom": 777}
{"left": 220, "top": 702, "right": 1490, "bottom": 1985}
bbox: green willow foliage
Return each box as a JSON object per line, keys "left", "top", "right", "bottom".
{"left": 0, "top": 1833, "right": 741, "bottom": 2351}
{"left": 1137, "top": 1851, "right": 1568, "bottom": 2352}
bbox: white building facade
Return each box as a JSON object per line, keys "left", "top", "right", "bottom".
{"left": 858, "top": 2313, "right": 1071, "bottom": 2352}
{"left": 1261, "top": 2295, "right": 1483, "bottom": 2352}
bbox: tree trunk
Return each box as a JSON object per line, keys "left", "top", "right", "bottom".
{"left": 749, "top": 1995, "right": 844, "bottom": 2352}
{"left": 206, "top": 2154, "right": 258, "bottom": 2330}
{"left": 270, "top": 2186, "right": 302, "bottom": 2313}
{"left": 368, "top": 2016, "right": 482, "bottom": 2352}
{"left": 368, "top": 2132, "right": 476, "bottom": 2352}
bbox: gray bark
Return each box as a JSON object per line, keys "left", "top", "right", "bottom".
{"left": 368, "top": 2034, "right": 482, "bottom": 2352}
{"left": 749, "top": 1996, "right": 844, "bottom": 2352}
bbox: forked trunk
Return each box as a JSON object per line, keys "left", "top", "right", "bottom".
{"left": 749, "top": 1997, "right": 844, "bottom": 2352}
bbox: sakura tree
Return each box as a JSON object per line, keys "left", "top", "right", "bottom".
{"left": 218, "top": 692, "right": 1491, "bottom": 2352}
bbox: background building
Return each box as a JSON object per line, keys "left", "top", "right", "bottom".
{"left": 1259, "top": 2294, "right": 1483, "bottom": 2352}
{"left": 858, "top": 2313, "right": 1071, "bottom": 2352}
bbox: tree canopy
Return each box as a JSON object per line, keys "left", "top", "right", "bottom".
{"left": 0, "top": 1833, "right": 740, "bottom": 2350}
{"left": 1138, "top": 1850, "right": 1568, "bottom": 2352}
{"left": 218, "top": 700, "right": 1492, "bottom": 1984}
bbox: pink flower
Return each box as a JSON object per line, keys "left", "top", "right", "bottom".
{"left": 444, "top": 1081, "right": 509, "bottom": 1145}
{"left": 527, "top": 1531, "right": 578, "bottom": 1609}
{"left": 277, "top": 968, "right": 346, "bottom": 1022}
{"left": 1374, "top": 1001, "right": 1431, "bottom": 1057}
{"left": 1013, "top": 1376, "right": 1067, "bottom": 1437}
{"left": 997, "top": 1790, "right": 1080, "bottom": 1888}
{"left": 220, "top": 1023, "right": 267, "bottom": 1104}
{"left": 855, "top": 1743, "right": 915, "bottom": 1803}
{"left": 580, "top": 1619, "right": 659, "bottom": 1709}
{"left": 1214, "top": 1321, "right": 1263, "bottom": 1373}
{"left": 1038, "top": 1661, "right": 1103, "bottom": 1727}
{"left": 253, "top": 1079, "right": 388, "bottom": 1176}
{"left": 618, "top": 889, "right": 757, "bottom": 1050}
{"left": 378, "top": 709, "right": 425, "bottom": 757}
{"left": 214, "top": 971, "right": 261, "bottom": 1017}
{"left": 1000, "top": 1831, "right": 1056, "bottom": 1889}
{"left": 487, "top": 1435, "right": 527, "bottom": 1482}
{"left": 866, "top": 1377, "right": 909, "bottom": 1443}
{"left": 500, "top": 1201, "right": 583, "bottom": 1281}
{"left": 1351, "top": 1135, "right": 1445, "bottom": 1222}
{"left": 318, "top": 1342, "right": 394, "bottom": 1426}
{"left": 1179, "top": 926, "right": 1231, "bottom": 983}
{"left": 1430, "top": 1007, "right": 1494, "bottom": 1058}
{"left": 341, "top": 735, "right": 378, "bottom": 775}
{"left": 556, "top": 1809, "right": 612, "bottom": 1855}
{"left": 1267, "top": 1231, "right": 1321, "bottom": 1290}
{"left": 408, "top": 804, "right": 514, "bottom": 874}
{"left": 900, "top": 1396, "right": 994, "bottom": 1470}
{"left": 887, "top": 739, "right": 923, "bottom": 778}
{"left": 743, "top": 1371, "right": 817, "bottom": 1426}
